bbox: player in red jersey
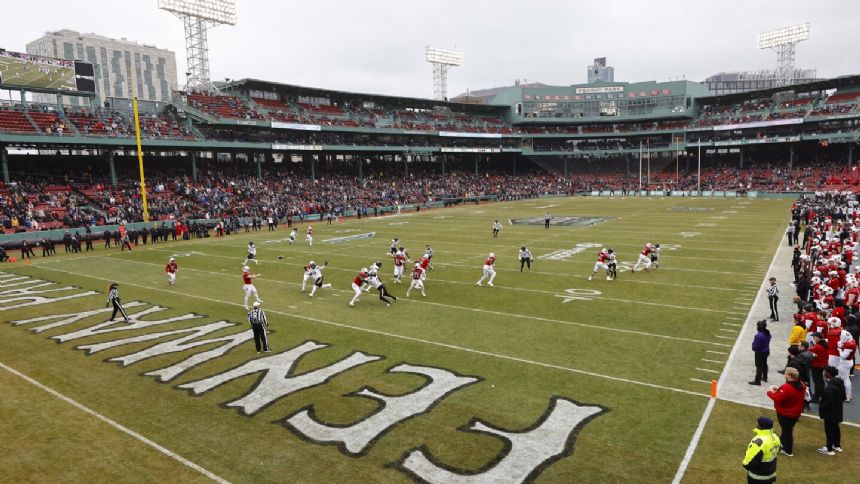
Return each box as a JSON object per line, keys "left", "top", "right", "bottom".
{"left": 419, "top": 255, "right": 432, "bottom": 277}
{"left": 631, "top": 243, "right": 654, "bottom": 272}
{"left": 350, "top": 268, "right": 370, "bottom": 306}
{"left": 165, "top": 257, "right": 178, "bottom": 286}
{"left": 476, "top": 253, "right": 496, "bottom": 287}
{"left": 242, "top": 265, "right": 263, "bottom": 310}
{"left": 407, "top": 262, "right": 426, "bottom": 297}
{"left": 305, "top": 225, "right": 314, "bottom": 246}
{"left": 589, "top": 249, "right": 610, "bottom": 281}
{"left": 392, "top": 248, "right": 409, "bottom": 283}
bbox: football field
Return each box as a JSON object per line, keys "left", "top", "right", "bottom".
{"left": 0, "top": 56, "right": 76, "bottom": 91}
{"left": 1, "top": 196, "right": 856, "bottom": 483}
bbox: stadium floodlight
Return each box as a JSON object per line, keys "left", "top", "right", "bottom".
{"left": 158, "top": 0, "right": 237, "bottom": 92}
{"left": 757, "top": 23, "right": 809, "bottom": 87}
{"left": 425, "top": 46, "right": 463, "bottom": 101}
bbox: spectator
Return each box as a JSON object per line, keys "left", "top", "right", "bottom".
{"left": 816, "top": 365, "right": 845, "bottom": 456}
{"left": 766, "top": 367, "right": 807, "bottom": 457}
{"left": 750, "top": 320, "right": 772, "bottom": 386}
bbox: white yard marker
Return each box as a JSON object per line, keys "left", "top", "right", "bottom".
{"left": 695, "top": 368, "right": 721, "bottom": 374}
{"left": 706, "top": 350, "right": 728, "bottom": 355}
{"left": 689, "top": 378, "right": 712, "bottom": 384}
{"left": 701, "top": 359, "right": 724, "bottom": 364}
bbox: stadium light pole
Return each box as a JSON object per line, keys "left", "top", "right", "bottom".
{"left": 158, "top": 0, "right": 237, "bottom": 92}
{"left": 638, "top": 140, "right": 643, "bottom": 194}
{"left": 757, "top": 23, "right": 809, "bottom": 87}
{"left": 425, "top": 47, "right": 463, "bottom": 101}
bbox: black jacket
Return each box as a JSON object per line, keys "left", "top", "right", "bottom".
{"left": 819, "top": 378, "right": 845, "bottom": 422}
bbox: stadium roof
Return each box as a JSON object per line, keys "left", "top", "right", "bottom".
{"left": 222, "top": 78, "right": 508, "bottom": 114}
{"left": 698, "top": 74, "right": 860, "bottom": 104}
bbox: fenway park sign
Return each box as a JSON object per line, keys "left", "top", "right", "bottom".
{"left": 0, "top": 272, "right": 607, "bottom": 482}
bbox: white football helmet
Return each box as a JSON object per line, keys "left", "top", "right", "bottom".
{"left": 243, "top": 266, "right": 250, "bottom": 271}
{"left": 828, "top": 317, "right": 841, "bottom": 328}
{"left": 811, "top": 277, "right": 821, "bottom": 285}
{"left": 361, "top": 267, "right": 368, "bottom": 273}
{"left": 169, "top": 257, "right": 175, "bottom": 262}
{"left": 489, "top": 253, "right": 495, "bottom": 258}
{"left": 646, "top": 243, "right": 653, "bottom": 248}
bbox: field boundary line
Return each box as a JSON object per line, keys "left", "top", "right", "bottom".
{"left": 0, "top": 360, "right": 230, "bottom": 484}
{"left": 671, "top": 213, "right": 785, "bottom": 484}
{"left": 22, "top": 264, "right": 711, "bottom": 399}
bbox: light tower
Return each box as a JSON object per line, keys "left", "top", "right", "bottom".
{"left": 757, "top": 23, "right": 809, "bottom": 87}
{"left": 425, "top": 46, "right": 463, "bottom": 101}
{"left": 158, "top": 0, "right": 237, "bottom": 92}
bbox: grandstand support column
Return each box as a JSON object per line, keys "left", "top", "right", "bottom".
{"left": 441, "top": 156, "right": 446, "bottom": 176}
{"left": 739, "top": 148, "right": 744, "bottom": 169}
{"left": 404, "top": 157, "right": 409, "bottom": 177}
{"left": 513, "top": 156, "right": 517, "bottom": 175}
{"left": 789, "top": 145, "right": 794, "bottom": 170}
{"left": 474, "top": 155, "right": 479, "bottom": 176}
{"left": 256, "top": 153, "right": 262, "bottom": 179}
{"left": 565, "top": 156, "right": 569, "bottom": 177}
{"left": 108, "top": 151, "right": 117, "bottom": 187}
{"left": 191, "top": 152, "right": 198, "bottom": 183}
{"left": 0, "top": 144, "right": 8, "bottom": 184}
{"left": 358, "top": 156, "right": 363, "bottom": 180}
{"left": 848, "top": 144, "right": 853, "bottom": 169}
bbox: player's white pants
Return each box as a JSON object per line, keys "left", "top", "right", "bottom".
{"left": 407, "top": 279, "right": 425, "bottom": 296}
{"left": 309, "top": 277, "right": 330, "bottom": 296}
{"left": 592, "top": 262, "right": 608, "bottom": 273}
{"left": 301, "top": 273, "right": 312, "bottom": 291}
{"left": 632, "top": 254, "right": 652, "bottom": 271}
{"left": 306, "top": 235, "right": 313, "bottom": 245}
{"left": 243, "top": 284, "right": 260, "bottom": 308}
{"left": 350, "top": 282, "right": 362, "bottom": 305}
{"left": 476, "top": 265, "right": 496, "bottom": 285}
{"left": 394, "top": 265, "right": 404, "bottom": 282}
{"left": 838, "top": 358, "right": 853, "bottom": 397}
{"left": 167, "top": 272, "right": 176, "bottom": 285}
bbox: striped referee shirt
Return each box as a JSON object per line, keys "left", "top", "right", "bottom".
{"left": 107, "top": 288, "right": 120, "bottom": 305}
{"left": 766, "top": 285, "right": 778, "bottom": 298}
{"left": 248, "top": 308, "right": 268, "bottom": 326}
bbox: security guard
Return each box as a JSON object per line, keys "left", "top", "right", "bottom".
{"left": 742, "top": 416, "right": 780, "bottom": 484}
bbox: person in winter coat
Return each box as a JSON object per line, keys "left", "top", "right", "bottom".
{"left": 750, "top": 320, "right": 772, "bottom": 386}
{"left": 767, "top": 367, "right": 807, "bottom": 457}
{"left": 742, "top": 416, "right": 781, "bottom": 483}
{"left": 816, "top": 365, "right": 846, "bottom": 455}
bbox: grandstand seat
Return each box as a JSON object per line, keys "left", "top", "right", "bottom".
{"left": 0, "top": 109, "right": 37, "bottom": 134}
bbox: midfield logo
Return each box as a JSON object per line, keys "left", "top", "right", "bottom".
{"left": 510, "top": 216, "right": 613, "bottom": 227}
{"left": 1, "top": 272, "right": 608, "bottom": 482}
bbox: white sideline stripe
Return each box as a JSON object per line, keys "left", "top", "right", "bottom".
{"left": 700, "top": 359, "right": 724, "bottom": 364}
{"left": 706, "top": 350, "right": 728, "bottom": 355}
{"left": 689, "top": 378, "right": 714, "bottom": 384}
{"left": 86, "top": 255, "right": 736, "bottom": 346}
{"left": 0, "top": 361, "right": 229, "bottom": 484}
{"left": 24, "top": 265, "right": 711, "bottom": 399}
{"left": 696, "top": 368, "right": 721, "bottom": 374}
{"left": 672, "top": 215, "right": 786, "bottom": 484}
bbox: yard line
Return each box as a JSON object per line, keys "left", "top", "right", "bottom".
{"left": 672, "top": 216, "right": 786, "bottom": 484}
{"left": 706, "top": 350, "right": 728, "bottom": 355}
{"left": 700, "top": 359, "right": 725, "bottom": 364}
{"left": 725, "top": 317, "right": 744, "bottom": 320}
{"left": 21, "top": 264, "right": 711, "bottom": 398}
{"left": 718, "top": 328, "right": 736, "bottom": 333}
{"left": 721, "top": 323, "right": 741, "bottom": 327}
{"left": 689, "top": 378, "right": 713, "bottom": 384}
{"left": 86, "top": 255, "right": 735, "bottom": 346}
{"left": 0, "top": 361, "right": 230, "bottom": 484}
{"left": 695, "top": 368, "right": 721, "bottom": 374}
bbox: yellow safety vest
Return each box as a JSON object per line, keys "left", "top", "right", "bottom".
{"left": 743, "top": 428, "right": 780, "bottom": 481}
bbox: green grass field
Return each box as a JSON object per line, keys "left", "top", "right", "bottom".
{"left": 0, "top": 56, "right": 76, "bottom": 91}
{"left": 1, "top": 196, "right": 856, "bottom": 483}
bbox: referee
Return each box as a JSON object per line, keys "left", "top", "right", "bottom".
{"left": 248, "top": 301, "right": 271, "bottom": 353}
{"left": 519, "top": 246, "right": 533, "bottom": 272}
{"left": 106, "top": 283, "right": 129, "bottom": 322}
{"left": 766, "top": 277, "right": 779, "bottom": 321}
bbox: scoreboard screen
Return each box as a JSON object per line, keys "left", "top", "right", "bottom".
{"left": 0, "top": 49, "right": 95, "bottom": 93}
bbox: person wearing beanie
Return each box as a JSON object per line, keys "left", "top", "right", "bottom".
{"left": 742, "top": 416, "right": 781, "bottom": 483}
{"left": 816, "top": 365, "right": 846, "bottom": 455}
{"left": 750, "top": 320, "right": 772, "bottom": 386}
{"left": 767, "top": 367, "right": 808, "bottom": 457}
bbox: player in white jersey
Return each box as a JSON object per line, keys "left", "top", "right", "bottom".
{"left": 406, "top": 262, "right": 426, "bottom": 297}
{"left": 389, "top": 238, "right": 399, "bottom": 255}
{"left": 301, "top": 261, "right": 317, "bottom": 291}
{"left": 243, "top": 241, "right": 259, "bottom": 266}
{"left": 363, "top": 261, "right": 383, "bottom": 292}
{"left": 649, "top": 243, "right": 661, "bottom": 270}
{"left": 308, "top": 261, "right": 331, "bottom": 297}
{"left": 288, "top": 229, "right": 298, "bottom": 245}
{"left": 606, "top": 249, "right": 618, "bottom": 280}
{"left": 476, "top": 253, "right": 497, "bottom": 287}
{"left": 631, "top": 243, "right": 654, "bottom": 272}
{"left": 366, "top": 267, "right": 397, "bottom": 305}
{"left": 305, "top": 226, "right": 314, "bottom": 245}
{"left": 492, "top": 220, "right": 503, "bottom": 238}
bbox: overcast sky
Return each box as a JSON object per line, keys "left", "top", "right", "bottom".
{"left": 4, "top": 0, "right": 859, "bottom": 98}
